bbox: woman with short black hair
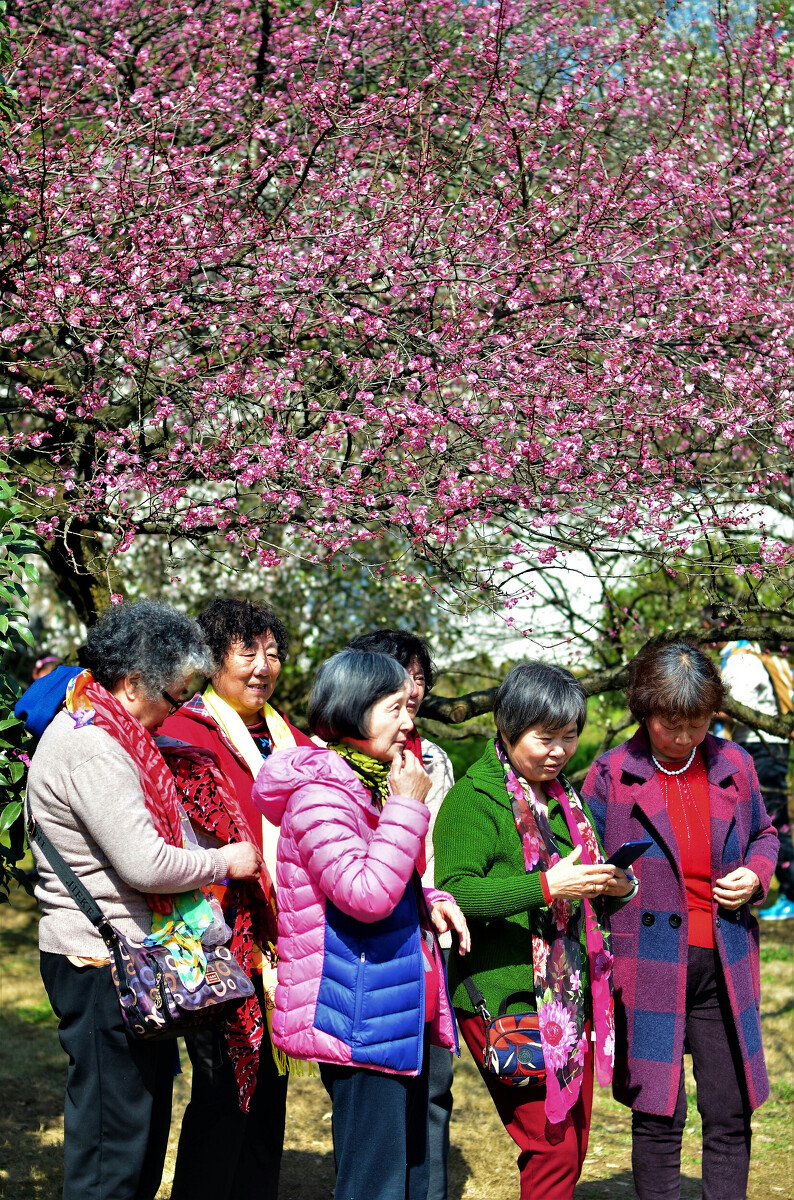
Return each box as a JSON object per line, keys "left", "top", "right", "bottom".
{"left": 434, "top": 660, "right": 635, "bottom": 1200}
{"left": 253, "top": 650, "right": 469, "bottom": 1200}
{"left": 346, "top": 629, "right": 455, "bottom": 1200}
{"left": 27, "top": 601, "right": 262, "bottom": 1200}
{"left": 583, "top": 641, "right": 779, "bottom": 1200}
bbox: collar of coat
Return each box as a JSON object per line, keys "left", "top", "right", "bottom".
{"left": 465, "top": 738, "right": 574, "bottom": 812}
{"left": 616, "top": 725, "right": 745, "bottom": 846}
{"left": 620, "top": 725, "right": 739, "bottom": 787}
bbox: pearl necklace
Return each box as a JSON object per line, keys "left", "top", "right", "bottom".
{"left": 651, "top": 747, "right": 696, "bottom": 776}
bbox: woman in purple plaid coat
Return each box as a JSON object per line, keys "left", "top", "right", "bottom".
{"left": 582, "top": 643, "right": 779, "bottom": 1200}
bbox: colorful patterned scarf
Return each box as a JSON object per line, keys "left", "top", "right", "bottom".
{"left": 328, "top": 743, "right": 392, "bottom": 810}
{"left": 163, "top": 743, "right": 275, "bottom": 1112}
{"left": 201, "top": 684, "right": 296, "bottom": 904}
{"left": 496, "top": 738, "right": 615, "bottom": 1124}
{"left": 65, "top": 669, "right": 182, "bottom": 914}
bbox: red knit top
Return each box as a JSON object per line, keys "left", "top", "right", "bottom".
{"left": 655, "top": 748, "right": 714, "bottom": 948}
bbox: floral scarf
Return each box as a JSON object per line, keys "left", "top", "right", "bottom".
{"left": 65, "top": 670, "right": 183, "bottom": 914}
{"left": 496, "top": 739, "right": 614, "bottom": 1123}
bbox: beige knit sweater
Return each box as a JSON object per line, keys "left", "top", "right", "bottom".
{"left": 28, "top": 710, "right": 227, "bottom": 957}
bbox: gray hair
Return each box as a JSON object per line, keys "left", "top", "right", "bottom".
{"left": 308, "top": 651, "right": 409, "bottom": 742}
{"left": 84, "top": 600, "right": 213, "bottom": 700}
{"left": 493, "top": 660, "right": 588, "bottom": 744}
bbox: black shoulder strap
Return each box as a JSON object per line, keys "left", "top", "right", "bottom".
{"left": 26, "top": 800, "right": 118, "bottom": 948}
{"left": 462, "top": 975, "right": 491, "bottom": 1019}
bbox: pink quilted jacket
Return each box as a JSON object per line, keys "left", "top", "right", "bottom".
{"left": 252, "top": 745, "right": 458, "bottom": 1071}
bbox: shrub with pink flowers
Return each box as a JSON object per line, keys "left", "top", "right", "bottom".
{"left": 0, "top": 0, "right": 791, "bottom": 699}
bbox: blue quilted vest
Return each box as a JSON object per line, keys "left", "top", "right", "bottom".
{"left": 313, "top": 881, "right": 426, "bottom": 1072}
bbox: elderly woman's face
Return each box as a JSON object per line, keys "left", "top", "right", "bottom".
{"left": 504, "top": 720, "right": 579, "bottom": 783}
{"left": 646, "top": 712, "right": 711, "bottom": 762}
{"left": 213, "top": 631, "right": 282, "bottom": 724}
{"left": 344, "top": 682, "right": 414, "bottom": 762}
{"left": 113, "top": 672, "right": 193, "bottom": 732}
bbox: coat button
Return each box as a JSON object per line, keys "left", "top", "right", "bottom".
{"left": 669, "top": 914, "right": 682, "bottom": 929}
{"left": 641, "top": 912, "right": 655, "bottom": 926}
{"left": 715, "top": 916, "right": 721, "bottom": 928}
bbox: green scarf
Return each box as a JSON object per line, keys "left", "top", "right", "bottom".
{"left": 328, "top": 742, "right": 391, "bottom": 810}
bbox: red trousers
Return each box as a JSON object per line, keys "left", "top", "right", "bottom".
{"left": 456, "top": 1009, "right": 594, "bottom": 1200}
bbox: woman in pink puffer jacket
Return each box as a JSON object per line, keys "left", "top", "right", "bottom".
{"left": 252, "top": 651, "right": 470, "bottom": 1200}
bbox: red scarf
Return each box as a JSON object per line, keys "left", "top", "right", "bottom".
{"left": 162, "top": 744, "right": 275, "bottom": 1112}
{"left": 66, "top": 670, "right": 183, "bottom": 914}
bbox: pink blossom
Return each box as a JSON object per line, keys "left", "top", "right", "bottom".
{"left": 538, "top": 1000, "right": 577, "bottom": 1072}
{"left": 532, "top": 935, "right": 550, "bottom": 984}
{"left": 593, "top": 949, "right": 614, "bottom": 981}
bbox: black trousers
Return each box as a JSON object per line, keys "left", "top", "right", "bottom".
{"left": 170, "top": 975, "right": 288, "bottom": 1200}
{"left": 319, "top": 1028, "right": 431, "bottom": 1200}
{"left": 427, "top": 949, "right": 454, "bottom": 1200}
{"left": 40, "top": 951, "right": 174, "bottom": 1200}
{"left": 631, "top": 946, "right": 752, "bottom": 1200}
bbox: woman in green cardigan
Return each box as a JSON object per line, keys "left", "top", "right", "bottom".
{"left": 434, "top": 661, "right": 635, "bottom": 1200}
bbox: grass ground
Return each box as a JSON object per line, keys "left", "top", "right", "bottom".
{"left": 1, "top": 886, "right": 791, "bottom": 1200}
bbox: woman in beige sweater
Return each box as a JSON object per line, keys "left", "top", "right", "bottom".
{"left": 27, "top": 600, "right": 261, "bottom": 1200}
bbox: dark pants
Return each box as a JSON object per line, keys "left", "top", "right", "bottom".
{"left": 744, "top": 739, "right": 794, "bottom": 901}
{"left": 457, "top": 1009, "right": 593, "bottom": 1200}
{"left": 427, "top": 946, "right": 453, "bottom": 1200}
{"left": 320, "top": 1033, "right": 431, "bottom": 1200}
{"left": 171, "top": 975, "right": 288, "bottom": 1200}
{"left": 427, "top": 1043, "right": 454, "bottom": 1200}
{"left": 631, "top": 946, "right": 752, "bottom": 1200}
{"left": 40, "top": 951, "right": 174, "bottom": 1200}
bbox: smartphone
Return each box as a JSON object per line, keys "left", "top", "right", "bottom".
{"left": 606, "top": 840, "right": 653, "bottom": 869}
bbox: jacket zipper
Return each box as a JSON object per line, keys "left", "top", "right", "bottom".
{"left": 353, "top": 949, "right": 366, "bottom": 1042}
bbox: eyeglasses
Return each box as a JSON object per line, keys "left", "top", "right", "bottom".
{"left": 161, "top": 689, "right": 186, "bottom": 716}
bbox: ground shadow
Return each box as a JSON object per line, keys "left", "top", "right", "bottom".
{"left": 278, "top": 1147, "right": 336, "bottom": 1200}
{"left": 575, "top": 1170, "right": 703, "bottom": 1198}
{"left": 447, "top": 1144, "right": 472, "bottom": 1200}
{"left": 0, "top": 1011, "right": 66, "bottom": 1200}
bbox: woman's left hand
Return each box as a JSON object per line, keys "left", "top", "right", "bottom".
{"left": 603, "top": 867, "right": 635, "bottom": 898}
{"left": 430, "top": 899, "right": 471, "bottom": 955}
{"left": 713, "top": 867, "right": 760, "bottom": 910}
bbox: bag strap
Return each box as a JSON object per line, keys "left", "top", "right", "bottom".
{"left": 462, "top": 975, "right": 492, "bottom": 1022}
{"left": 26, "top": 799, "right": 118, "bottom": 950}
{"left": 497, "top": 991, "right": 537, "bottom": 1018}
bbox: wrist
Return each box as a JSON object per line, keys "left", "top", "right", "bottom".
{"left": 540, "top": 872, "right": 552, "bottom": 903}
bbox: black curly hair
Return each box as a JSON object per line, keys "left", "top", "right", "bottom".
{"left": 197, "top": 598, "right": 289, "bottom": 672}
{"left": 346, "top": 629, "right": 436, "bottom": 690}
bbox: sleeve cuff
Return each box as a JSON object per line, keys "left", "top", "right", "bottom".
{"left": 540, "top": 872, "right": 552, "bottom": 904}
{"left": 209, "top": 848, "right": 228, "bottom": 884}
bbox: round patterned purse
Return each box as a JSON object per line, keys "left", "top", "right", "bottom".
{"left": 464, "top": 980, "right": 546, "bottom": 1088}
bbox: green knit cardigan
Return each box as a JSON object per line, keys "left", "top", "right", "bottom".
{"left": 433, "top": 739, "right": 616, "bottom": 1016}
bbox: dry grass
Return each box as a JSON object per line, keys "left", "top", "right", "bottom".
{"left": 1, "top": 886, "right": 791, "bottom": 1200}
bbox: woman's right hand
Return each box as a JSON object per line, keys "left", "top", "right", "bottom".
{"left": 544, "top": 845, "right": 618, "bottom": 900}
{"left": 389, "top": 751, "right": 431, "bottom": 803}
{"left": 220, "top": 841, "right": 263, "bottom": 881}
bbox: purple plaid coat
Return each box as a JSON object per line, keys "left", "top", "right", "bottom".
{"left": 582, "top": 728, "right": 778, "bottom": 1116}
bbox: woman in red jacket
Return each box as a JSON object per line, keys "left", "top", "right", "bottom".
{"left": 160, "top": 598, "right": 313, "bottom": 1200}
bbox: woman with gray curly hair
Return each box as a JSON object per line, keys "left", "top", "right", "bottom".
{"left": 26, "top": 600, "right": 262, "bottom": 1200}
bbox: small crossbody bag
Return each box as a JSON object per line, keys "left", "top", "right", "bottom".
{"left": 463, "top": 977, "right": 545, "bottom": 1088}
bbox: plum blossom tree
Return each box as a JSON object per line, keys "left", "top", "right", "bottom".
{"left": 0, "top": 0, "right": 793, "bottom": 721}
